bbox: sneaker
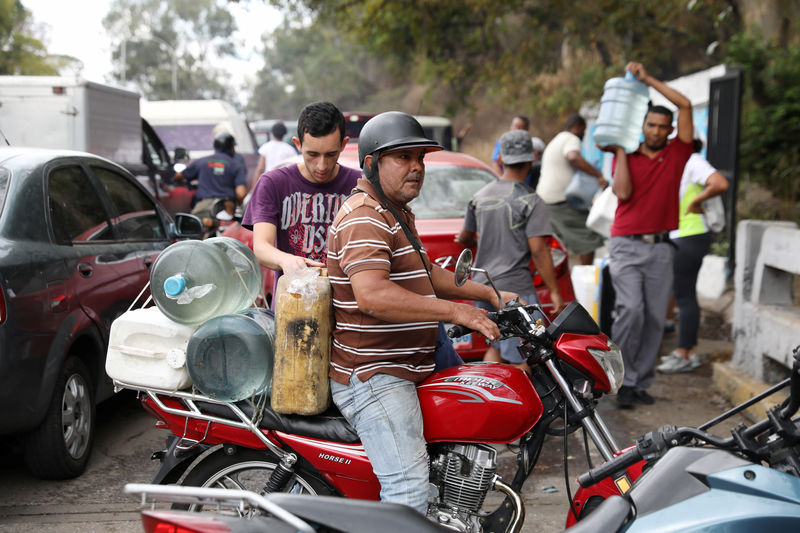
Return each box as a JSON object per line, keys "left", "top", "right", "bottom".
{"left": 616, "top": 386, "right": 636, "bottom": 408}
{"left": 660, "top": 350, "right": 680, "bottom": 364}
{"left": 634, "top": 389, "right": 655, "bottom": 405}
{"left": 686, "top": 353, "right": 702, "bottom": 370}
{"left": 657, "top": 353, "right": 701, "bottom": 374}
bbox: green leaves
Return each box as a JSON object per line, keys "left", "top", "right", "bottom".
{"left": 103, "top": 0, "right": 240, "bottom": 101}
{"left": 0, "top": 0, "right": 59, "bottom": 75}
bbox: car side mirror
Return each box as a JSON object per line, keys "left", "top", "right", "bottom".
{"left": 173, "top": 213, "right": 203, "bottom": 240}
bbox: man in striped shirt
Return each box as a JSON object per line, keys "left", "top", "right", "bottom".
{"left": 327, "top": 112, "right": 517, "bottom": 514}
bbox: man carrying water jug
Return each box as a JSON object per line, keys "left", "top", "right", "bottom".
{"left": 599, "top": 61, "right": 693, "bottom": 409}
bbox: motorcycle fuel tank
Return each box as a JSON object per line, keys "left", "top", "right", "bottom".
{"left": 418, "top": 363, "right": 542, "bottom": 443}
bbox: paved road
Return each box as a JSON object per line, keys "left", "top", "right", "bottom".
{"left": 0, "top": 337, "right": 742, "bottom": 533}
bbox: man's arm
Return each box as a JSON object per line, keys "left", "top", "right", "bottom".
{"left": 456, "top": 229, "right": 477, "bottom": 248}
{"left": 529, "top": 236, "right": 565, "bottom": 312}
{"left": 252, "top": 155, "right": 266, "bottom": 187}
{"left": 252, "top": 221, "right": 324, "bottom": 273}
{"left": 235, "top": 184, "right": 247, "bottom": 204}
{"left": 349, "top": 269, "right": 501, "bottom": 342}
{"left": 627, "top": 62, "right": 693, "bottom": 143}
{"left": 429, "top": 263, "right": 518, "bottom": 309}
{"left": 566, "top": 151, "right": 608, "bottom": 188}
{"left": 687, "top": 171, "right": 729, "bottom": 214}
{"left": 606, "top": 146, "right": 631, "bottom": 201}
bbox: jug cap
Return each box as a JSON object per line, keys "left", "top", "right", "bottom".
{"left": 164, "top": 275, "right": 187, "bottom": 296}
{"left": 624, "top": 71, "right": 636, "bottom": 81}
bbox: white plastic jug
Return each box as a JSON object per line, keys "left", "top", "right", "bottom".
{"left": 593, "top": 71, "right": 651, "bottom": 153}
{"left": 105, "top": 306, "right": 196, "bottom": 391}
{"left": 150, "top": 237, "right": 262, "bottom": 325}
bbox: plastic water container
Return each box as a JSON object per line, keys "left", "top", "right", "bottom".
{"left": 570, "top": 265, "right": 601, "bottom": 323}
{"left": 150, "top": 237, "right": 262, "bottom": 325}
{"left": 106, "top": 306, "right": 196, "bottom": 391}
{"left": 593, "top": 71, "right": 651, "bottom": 153}
{"left": 185, "top": 308, "right": 276, "bottom": 402}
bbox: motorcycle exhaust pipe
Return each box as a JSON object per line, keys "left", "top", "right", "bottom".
{"left": 491, "top": 477, "right": 525, "bottom": 533}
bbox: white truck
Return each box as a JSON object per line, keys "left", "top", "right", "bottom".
{"left": 0, "top": 75, "right": 173, "bottom": 197}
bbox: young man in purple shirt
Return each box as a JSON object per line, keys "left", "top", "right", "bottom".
{"left": 242, "top": 102, "right": 360, "bottom": 280}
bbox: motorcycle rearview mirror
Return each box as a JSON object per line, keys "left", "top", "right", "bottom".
{"left": 454, "top": 248, "right": 504, "bottom": 308}
{"left": 454, "top": 249, "right": 473, "bottom": 287}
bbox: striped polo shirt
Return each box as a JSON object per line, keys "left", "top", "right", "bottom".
{"left": 327, "top": 178, "right": 437, "bottom": 385}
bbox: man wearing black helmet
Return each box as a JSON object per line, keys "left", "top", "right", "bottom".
{"left": 176, "top": 130, "right": 247, "bottom": 223}
{"left": 326, "top": 112, "right": 518, "bottom": 514}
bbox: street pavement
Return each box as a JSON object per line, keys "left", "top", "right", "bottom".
{"left": 0, "top": 332, "right": 747, "bottom": 533}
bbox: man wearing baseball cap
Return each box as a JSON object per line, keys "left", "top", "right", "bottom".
{"left": 458, "top": 129, "right": 565, "bottom": 366}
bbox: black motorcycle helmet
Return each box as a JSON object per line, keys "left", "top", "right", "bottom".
{"left": 213, "top": 131, "right": 236, "bottom": 155}
{"left": 358, "top": 112, "right": 443, "bottom": 178}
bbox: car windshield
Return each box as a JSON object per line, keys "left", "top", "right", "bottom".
{"left": 410, "top": 165, "right": 495, "bottom": 219}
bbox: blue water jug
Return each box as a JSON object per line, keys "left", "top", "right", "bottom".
{"left": 185, "top": 308, "right": 275, "bottom": 402}
{"left": 593, "top": 71, "right": 651, "bottom": 153}
{"left": 150, "top": 237, "right": 262, "bottom": 325}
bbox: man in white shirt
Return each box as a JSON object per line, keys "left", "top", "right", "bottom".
{"left": 251, "top": 121, "right": 298, "bottom": 183}
{"left": 536, "top": 113, "right": 607, "bottom": 265}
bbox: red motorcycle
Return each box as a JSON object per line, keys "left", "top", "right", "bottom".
{"left": 116, "top": 250, "right": 637, "bottom": 532}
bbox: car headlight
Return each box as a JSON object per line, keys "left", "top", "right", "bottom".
{"left": 587, "top": 338, "right": 625, "bottom": 394}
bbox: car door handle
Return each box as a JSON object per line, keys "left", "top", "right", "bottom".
{"left": 143, "top": 255, "right": 155, "bottom": 268}
{"left": 77, "top": 262, "right": 93, "bottom": 278}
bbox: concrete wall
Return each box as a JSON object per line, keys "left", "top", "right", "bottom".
{"left": 733, "top": 220, "right": 800, "bottom": 382}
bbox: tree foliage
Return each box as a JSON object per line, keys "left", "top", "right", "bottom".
{"left": 0, "top": 0, "right": 59, "bottom": 75}
{"left": 104, "top": 0, "right": 240, "bottom": 101}
{"left": 274, "top": 0, "right": 738, "bottom": 116}
{"left": 247, "top": 17, "right": 391, "bottom": 119}
{"left": 726, "top": 32, "right": 800, "bottom": 200}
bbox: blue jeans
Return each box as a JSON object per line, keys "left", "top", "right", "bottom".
{"left": 330, "top": 373, "right": 429, "bottom": 514}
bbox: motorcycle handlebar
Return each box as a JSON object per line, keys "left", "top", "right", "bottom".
{"left": 447, "top": 311, "right": 499, "bottom": 339}
{"left": 578, "top": 424, "right": 736, "bottom": 489}
{"left": 577, "top": 446, "right": 643, "bottom": 488}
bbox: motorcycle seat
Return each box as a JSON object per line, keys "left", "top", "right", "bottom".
{"left": 267, "top": 493, "right": 453, "bottom": 533}
{"left": 561, "top": 495, "right": 631, "bottom": 533}
{"left": 197, "top": 400, "right": 360, "bottom": 444}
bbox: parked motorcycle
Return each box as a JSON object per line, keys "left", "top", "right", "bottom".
{"left": 114, "top": 249, "right": 635, "bottom": 532}
{"left": 569, "top": 345, "right": 800, "bottom": 532}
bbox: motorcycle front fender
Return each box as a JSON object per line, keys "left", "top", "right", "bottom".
{"left": 150, "top": 434, "right": 213, "bottom": 485}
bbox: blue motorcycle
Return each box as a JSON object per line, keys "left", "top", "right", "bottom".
{"left": 570, "top": 345, "right": 800, "bottom": 532}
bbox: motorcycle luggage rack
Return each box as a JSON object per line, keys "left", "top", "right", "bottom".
{"left": 113, "top": 380, "right": 290, "bottom": 461}
{"left": 124, "top": 483, "right": 315, "bottom": 533}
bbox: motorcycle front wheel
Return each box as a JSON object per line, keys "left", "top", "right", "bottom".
{"left": 175, "top": 448, "right": 334, "bottom": 513}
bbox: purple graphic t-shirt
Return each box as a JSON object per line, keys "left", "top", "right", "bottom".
{"left": 242, "top": 164, "right": 361, "bottom": 263}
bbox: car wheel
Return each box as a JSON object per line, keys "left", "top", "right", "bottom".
{"left": 24, "top": 356, "right": 96, "bottom": 479}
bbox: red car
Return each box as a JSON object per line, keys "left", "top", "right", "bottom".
{"left": 224, "top": 146, "right": 575, "bottom": 359}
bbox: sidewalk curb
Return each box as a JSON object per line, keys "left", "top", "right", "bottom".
{"left": 712, "top": 361, "right": 786, "bottom": 421}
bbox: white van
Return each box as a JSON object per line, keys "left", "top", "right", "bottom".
{"left": 141, "top": 99, "right": 258, "bottom": 179}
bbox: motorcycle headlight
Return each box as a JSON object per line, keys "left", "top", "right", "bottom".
{"left": 587, "top": 339, "right": 625, "bottom": 394}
